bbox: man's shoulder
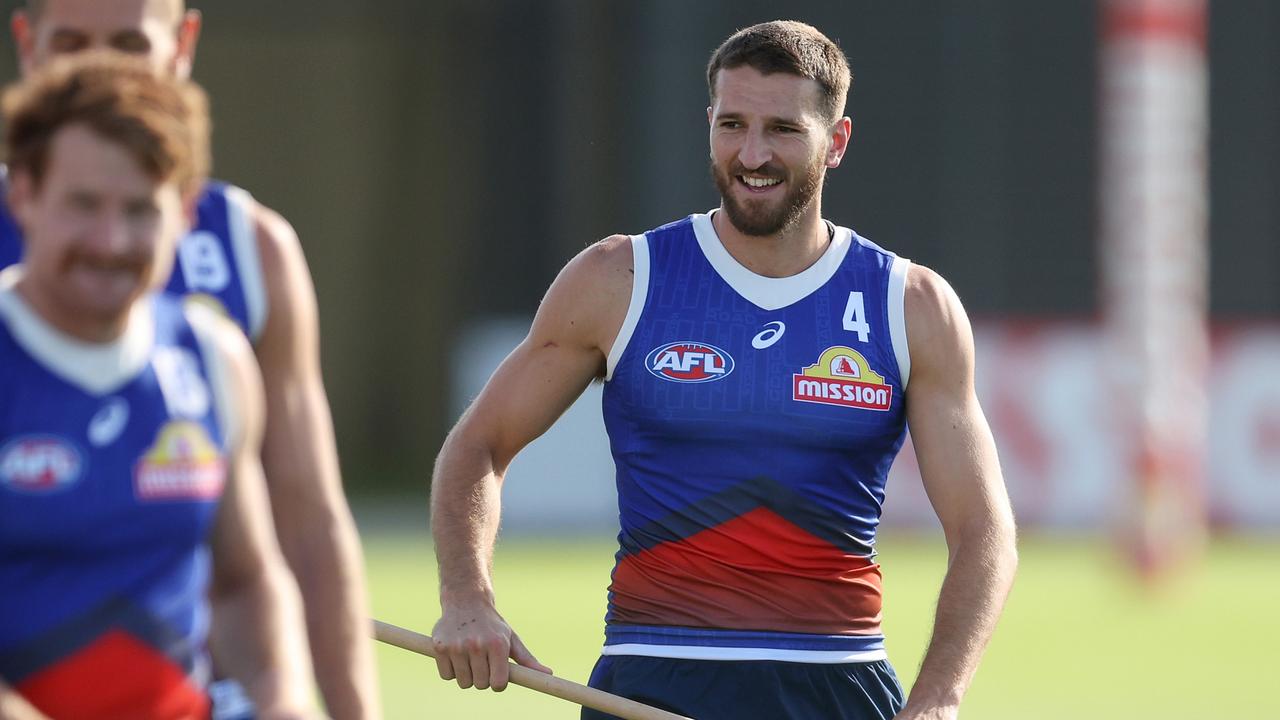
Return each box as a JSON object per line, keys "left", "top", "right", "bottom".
{"left": 184, "top": 178, "right": 306, "bottom": 344}
{"left": 570, "top": 234, "right": 633, "bottom": 280}
{"left": 902, "top": 262, "right": 974, "bottom": 376}
{"left": 194, "top": 179, "right": 296, "bottom": 243}
{"left": 904, "top": 263, "right": 955, "bottom": 311}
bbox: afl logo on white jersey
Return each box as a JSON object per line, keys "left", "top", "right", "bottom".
{"left": 0, "top": 436, "right": 83, "bottom": 493}
{"left": 646, "top": 341, "right": 735, "bottom": 384}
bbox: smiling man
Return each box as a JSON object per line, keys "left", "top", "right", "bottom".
{"left": 1, "top": 3, "right": 379, "bottom": 718}
{"left": 429, "top": 20, "right": 1018, "bottom": 719}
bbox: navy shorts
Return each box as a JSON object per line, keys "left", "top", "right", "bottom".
{"left": 581, "top": 655, "right": 905, "bottom": 720}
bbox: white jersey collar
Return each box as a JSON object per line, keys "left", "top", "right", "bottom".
{"left": 0, "top": 265, "right": 155, "bottom": 395}
{"left": 691, "top": 211, "right": 852, "bottom": 311}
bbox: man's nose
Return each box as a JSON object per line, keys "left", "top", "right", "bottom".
{"left": 84, "top": 212, "right": 132, "bottom": 254}
{"left": 737, "top": 129, "right": 773, "bottom": 170}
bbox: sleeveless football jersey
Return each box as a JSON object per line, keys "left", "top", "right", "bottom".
{"left": 600, "top": 211, "right": 911, "bottom": 663}
{"left": 0, "top": 171, "right": 268, "bottom": 342}
{"left": 0, "top": 267, "right": 239, "bottom": 719}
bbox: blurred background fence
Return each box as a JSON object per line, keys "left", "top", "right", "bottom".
{"left": 4, "top": 0, "right": 1276, "bottom": 520}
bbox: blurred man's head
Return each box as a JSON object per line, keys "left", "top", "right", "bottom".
{"left": 12, "top": 0, "right": 201, "bottom": 78}
{"left": 3, "top": 52, "right": 210, "bottom": 340}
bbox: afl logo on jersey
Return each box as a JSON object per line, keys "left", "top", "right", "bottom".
{"left": 793, "top": 346, "right": 893, "bottom": 411}
{"left": 646, "top": 341, "right": 735, "bottom": 384}
{"left": 0, "top": 436, "right": 83, "bottom": 493}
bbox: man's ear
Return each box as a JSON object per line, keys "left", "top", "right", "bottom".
{"left": 11, "top": 9, "right": 37, "bottom": 78}
{"left": 7, "top": 169, "right": 36, "bottom": 226}
{"left": 171, "top": 9, "right": 202, "bottom": 79}
{"left": 826, "top": 116, "right": 852, "bottom": 169}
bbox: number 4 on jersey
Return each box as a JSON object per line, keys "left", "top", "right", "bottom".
{"left": 842, "top": 291, "right": 871, "bottom": 342}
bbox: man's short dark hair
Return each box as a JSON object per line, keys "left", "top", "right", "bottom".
{"left": 707, "top": 20, "right": 852, "bottom": 123}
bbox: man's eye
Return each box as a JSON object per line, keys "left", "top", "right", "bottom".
{"left": 48, "top": 35, "right": 89, "bottom": 54}
{"left": 111, "top": 34, "right": 153, "bottom": 54}
{"left": 66, "top": 195, "right": 98, "bottom": 213}
{"left": 126, "top": 203, "right": 159, "bottom": 220}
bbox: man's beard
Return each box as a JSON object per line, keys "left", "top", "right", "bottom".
{"left": 710, "top": 156, "right": 823, "bottom": 237}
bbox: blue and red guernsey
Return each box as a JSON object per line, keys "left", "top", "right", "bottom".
{"left": 0, "top": 174, "right": 268, "bottom": 342}
{"left": 0, "top": 269, "right": 232, "bottom": 719}
{"left": 601, "top": 212, "right": 912, "bottom": 663}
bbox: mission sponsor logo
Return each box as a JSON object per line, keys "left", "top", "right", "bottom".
{"left": 0, "top": 436, "right": 83, "bottom": 493}
{"left": 646, "top": 341, "right": 735, "bottom": 383}
{"left": 134, "top": 421, "right": 226, "bottom": 501}
{"left": 793, "top": 346, "right": 893, "bottom": 411}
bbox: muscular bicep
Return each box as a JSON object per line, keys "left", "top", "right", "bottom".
{"left": 462, "top": 337, "right": 602, "bottom": 472}
{"left": 456, "top": 236, "right": 633, "bottom": 472}
{"left": 903, "top": 266, "right": 1010, "bottom": 544}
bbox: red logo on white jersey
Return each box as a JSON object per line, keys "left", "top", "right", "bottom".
{"left": 0, "top": 436, "right": 83, "bottom": 493}
{"left": 646, "top": 342, "right": 735, "bottom": 383}
{"left": 793, "top": 346, "right": 893, "bottom": 411}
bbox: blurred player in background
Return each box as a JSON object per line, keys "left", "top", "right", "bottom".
{"left": 0, "top": 53, "right": 317, "bottom": 719}
{"left": 2, "top": 3, "right": 380, "bottom": 717}
{"left": 430, "top": 20, "right": 1018, "bottom": 720}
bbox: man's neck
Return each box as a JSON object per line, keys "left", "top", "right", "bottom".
{"left": 711, "top": 206, "right": 831, "bottom": 279}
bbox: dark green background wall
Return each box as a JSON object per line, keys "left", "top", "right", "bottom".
{"left": 2, "top": 1, "right": 1275, "bottom": 490}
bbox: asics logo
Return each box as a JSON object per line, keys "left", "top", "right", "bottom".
{"left": 88, "top": 397, "right": 130, "bottom": 447}
{"left": 751, "top": 321, "right": 786, "bottom": 350}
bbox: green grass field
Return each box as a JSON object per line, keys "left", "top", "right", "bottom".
{"left": 362, "top": 519, "right": 1279, "bottom": 719}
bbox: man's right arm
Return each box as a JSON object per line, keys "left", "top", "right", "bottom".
{"left": 430, "top": 235, "right": 635, "bottom": 693}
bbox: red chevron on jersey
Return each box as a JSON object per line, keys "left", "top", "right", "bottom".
{"left": 610, "top": 507, "right": 883, "bottom": 636}
{"left": 17, "top": 629, "right": 208, "bottom": 720}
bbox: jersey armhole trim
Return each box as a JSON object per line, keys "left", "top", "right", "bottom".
{"left": 605, "top": 234, "right": 649, "bottom": 381}
{"left": 224, "top": 185, "right": 268, "bottom": 342}
{"left": 185, "top": 303, "right": 243, "bottom": 451}
{"left": 888, "top": 255, "right": 911, "bottom": 389}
